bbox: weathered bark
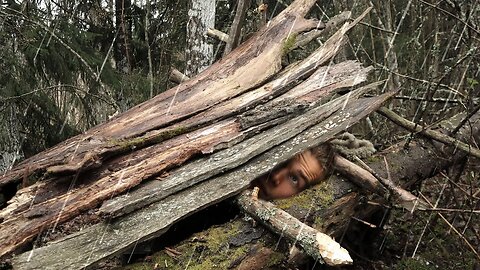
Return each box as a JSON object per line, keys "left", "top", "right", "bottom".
{"left": 185, "top": 0, "right": 215, "bottom": 76}
{"left": 1, "top": 1, "right": 383, "bottom": 267}
{"left": 11, "top": 94, "right": 394, "bottom": 269}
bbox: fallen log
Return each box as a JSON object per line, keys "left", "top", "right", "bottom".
{"left": 11, "top": 93, "right": 395, "bottom": 269}
{"left": 0, "top": 4, "right": 375, "bottom": 259}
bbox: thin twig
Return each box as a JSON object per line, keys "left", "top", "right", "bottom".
{"left": 418, "top": 192, "right": 480, "bottom": 261}
{"left": 417, "top": 0, "right": 480, "bottom": 37}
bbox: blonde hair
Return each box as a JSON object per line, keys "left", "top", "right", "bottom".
{"left": 307, "top": 143, "right": 334, "bottom": 186}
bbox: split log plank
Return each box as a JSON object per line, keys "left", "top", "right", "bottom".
{"left": 0, "top": 0, "right": 325, "bottom": 188}
{"left": 100, "top": 81, "right": 380, "bottom": 218}
{"left": 12, "top": 94, "right": 395, "bottom": 269}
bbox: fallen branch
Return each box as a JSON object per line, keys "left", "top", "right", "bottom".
{"left": 236, "top": 190, "right": 353, "bottom": 266}
{"left": 169, "top": 68, "right": 190, "bottom": 83}
{"left": 206, "top": 28, "right": 229, "bottom": 42}
{"left": 333, "top": 154, "right": 386, "bottom": 194}
{"left": 353, "top": 155, "right": 428, "bottom": 212}
{"left": 377, "top": 107, "right": 480, "bottom": 159}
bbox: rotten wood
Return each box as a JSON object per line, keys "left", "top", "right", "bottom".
{"left": 0, "top": 0, "right": 329, "bottom": 188}
{"left": 236, "top": 190, "right": 353, "bottom": 266}
{"left": 0, "top": 59, "right": 372, "bottom": 258}
{"left": 99, "top": 82, "right": 381, "bottom": 218}
{"left": 0, "top": 120, "right": 244, "bottom": 257}
{"left": 11, "top": 94, "right": 395, "bottom": 269}
{"left": 0, "top": 8, "right": 374, "bottom": 259}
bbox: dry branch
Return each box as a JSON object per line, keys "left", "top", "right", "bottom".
{"left": 206, "top": 28, "right": 229, "bottom": 42}
{"left": 236, "top": 190, "right": 353, "bottom": 266}
{"left": 169, "top": 68, "right": 190, "bottom": 83}
{"left": 293, "top": 11, "right": 351, "bottom": 49}
{"left": 333, "top": 154, "right": 386, "bottom": 194}
{"left": 11, "top": 93, "right": 395, "bottom": 269}
{"left": 378, "top": 107, "right": 480, "bottom": 158}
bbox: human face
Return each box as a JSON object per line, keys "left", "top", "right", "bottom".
{"left": 255, "top": 150, "right": 324, "bottom": 200}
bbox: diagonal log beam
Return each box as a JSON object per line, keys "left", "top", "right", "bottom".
{"left": 11, "top": 93, "right": 395, "bottom": 270}
{"left": 0, "top": 0, "right": 331, "bottom": 188}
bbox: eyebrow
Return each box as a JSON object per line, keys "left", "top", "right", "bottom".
{"left": 294, "top": 169, "right": 308, "bottom": 188}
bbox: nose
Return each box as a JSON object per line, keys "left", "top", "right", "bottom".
{"left": 271, "top": 169, "right": 286, "bottom": 186}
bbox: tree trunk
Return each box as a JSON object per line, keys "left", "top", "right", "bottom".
{"left": 185, "top": 0, "right": 216, "bottom": 76}
{"left": 114, "top": 0, "right": 133, "bottom": 73}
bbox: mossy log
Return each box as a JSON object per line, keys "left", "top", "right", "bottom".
{"left": 106, "top": 110, "right": 480, "bottom": 270}
{"left": 0, "top": 1, "right": 392, "bottom": 269}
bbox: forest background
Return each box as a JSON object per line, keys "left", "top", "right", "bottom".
{"left": 0, "top": 0, "right": 479, "bottom": 269}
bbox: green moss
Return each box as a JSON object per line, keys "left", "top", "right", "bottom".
{"left": 124, "top": 220, "right": 253, "bottom": 270}
{"left": 394, "top": 257, "right": 436, "bottom": 270}
{"left": 265, "top": 251, "right": 284, "bottom": 267}
{"left": 107, "top": 126, "right": 189, "bottom": 150}
{"left": 282, "top": 34, "right": 297, "bottom": 55}
{"left": 275, "top": 180, "right": 334, "bottom": 210}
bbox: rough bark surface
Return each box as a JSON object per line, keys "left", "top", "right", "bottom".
{"left": 0, "top": 1, "right": 390, "bottom": 268}
{"left": 11, "top": 94, "right": 393, "bottom": 269}
{"left": 185, "top": 0, "right": 215, "bottom": 76}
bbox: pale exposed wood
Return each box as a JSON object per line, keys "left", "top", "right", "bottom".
{"left": 169, "top": 68, "right": 190, "bottom": 83}
{"left": 206, "top": 28, "right": 229, "bottom": 42}
{"left": 236, "top": 190, "right": 353, "bottom": 266}
{"left": 11, "top": 94, "right": 395, "bottom": 269}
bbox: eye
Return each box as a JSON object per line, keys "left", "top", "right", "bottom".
{"left": 289, "top": 174, "right": 298, "bottom": 184}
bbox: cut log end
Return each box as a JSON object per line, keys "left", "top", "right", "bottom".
{"left": 316, "top": 232, "right": 353, "bottom": 265}
{"left": 236, "top": 190, "right": 352, "bottom": 266}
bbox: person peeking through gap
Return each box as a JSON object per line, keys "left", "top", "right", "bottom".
{"left": 251, "top": 144, "right": 334, "bottom": 200}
